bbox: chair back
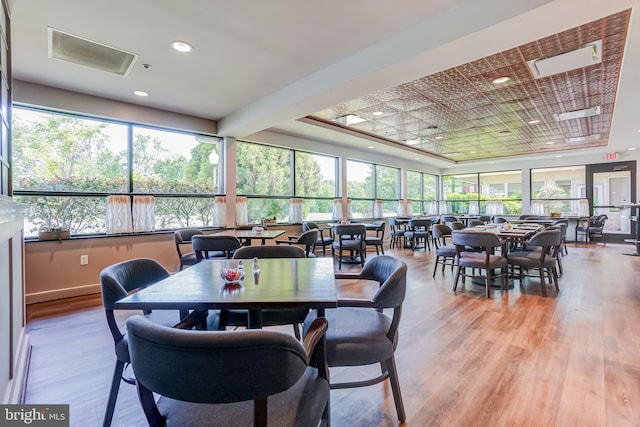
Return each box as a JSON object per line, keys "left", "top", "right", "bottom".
{"left": 371, "top": 220, "right": 386, "bottom": 237}
{"left": 527, "top": 229, "right": 561, "bottom": 250}
{"left": 493, "top": 216, "right": 508, "bottom": 224}
{"left": 478, "top": 215, "right": 492, "bottom": 223}
{"left": 303, "top": 221, "right": 319, "bottom": 232}
{"left": 294, "top": 229, "right": 319, "bottom": 255}
{"left": 452, "top": 230, "right": 501, "bottom": 249}
{"left": 174, "top": 229, "right": 203, "bottom": 256}
{"left": 432, "top": 224, "right": 452, "bottom": 239}
{"left": 360, "top": 256, "right": 408, "bottom": 310}
{"left": 469, "top": 220, "right": 485, "bottom": 227}
{"left": 233, "top": 245, "right": 306, "bottom": 259}
{"left": 451, "top": 221, "right": 466, "bottom": 230}
{"left": 334, "top": 224, "right": 366, "bottom": 240}
{"left": 100, "top": 258, "right": 170, "bottom": 343}
{"left": 192, "top": 235, "right": 242, "bottom": 260}
{"left": 408, "top": 218, "right": 431, "bottom": 230}
{"left": 126, "top": 315, "right": 309, "bottom": 404}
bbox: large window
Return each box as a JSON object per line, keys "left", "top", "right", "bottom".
{"left": 236, "top": 141, "right": 337, "bottom": 223}
{"left": 346, "top": 160, "right": 399, "bottom": 218}
{"left": 407, "top": 170, "right": 438, "bottom": 215}
{"left": 12, "top": 106, "right": 221, "bottom": 236}
{"left": 531, "top": 166, "right": 585, "bottom": 215}
{"left": 479, "top": 171, "right": 522, "bottom": 215}
{"left": 442, "top": 174, "right": 479, "bottom": 214}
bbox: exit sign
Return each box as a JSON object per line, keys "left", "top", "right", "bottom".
{"left": 605, "top": 152, "right": 619, "bottom": 160}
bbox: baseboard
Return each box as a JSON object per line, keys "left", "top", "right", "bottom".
{"left": 3, "top": 331, "right": 30, "bottom": 404}
{"left": 26, "top": 284, "right": 101, "bottom": 305}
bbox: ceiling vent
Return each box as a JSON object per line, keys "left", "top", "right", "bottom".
{"left": 565, "top": 134, "right": 601, "bottom": 144}
{"left": 48, "top": 28, "right": 138, "bottom": 76}
{"left": 554, "top": 105, "right": 601, "bottom": 121}
{"left": 528, "top": 40, "right": 602, "bottom": 79}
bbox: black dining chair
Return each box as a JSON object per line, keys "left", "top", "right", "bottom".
{"left": 99, "top": 258, "right": 209, "bottom": 427}
{"left": 192, "top": 234, "right": 243, "bottom": 260}
{"left": 365, "top": 220, "right": 386, "bottom": 255}
{"left": 275, "top": 228, "right": 318, "bottom": 257}
{"left": 388, "top": 217, "right": 407, "bottom": 249}
{"left": 127, "top": 315, "right": 330, "bottom": 427}
{"left": 226, "top": 245, "right": 309, "bottom": 339}
{"left": 332, "top": 224, "right": 367, "bottom": 269}
{"left": 432, "top": 224, "right": 457, "bottom": 277}
{"left": 174, "top": 228, "right": 203, "bottom": 270}
{"left": 451, "top": 230, "right": 508, "bottom": 298}
{"left": 303, "top": 255, "right": 408, "bottom": 422}
{"left": 404, "top": 218, "right": 432, "bottom": 251}
{"left": 303, "top": 221, "right": 334, "bottom": 256}
{"left": 576, "top": 214, "right": 608, "bottom": 244}
{"left": 507, "top": 229, "right": 561, "bottom": 297}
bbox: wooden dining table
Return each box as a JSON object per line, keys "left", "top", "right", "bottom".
{"left": 216, "top": 229, "right": 286, "bottom": 245}
{"left": 114, "top": 257, "right": 337, "bottom": 329}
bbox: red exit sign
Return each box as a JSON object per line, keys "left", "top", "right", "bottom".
{"left": 605, "top": 152, "right": 619, "bottom": 161}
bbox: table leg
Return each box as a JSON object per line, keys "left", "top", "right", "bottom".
{"left": 248, "top": 309, "right": 263, "bottom": 329}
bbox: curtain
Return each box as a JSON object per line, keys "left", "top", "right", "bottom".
{"left": 530, "top": 200, "right": 545, "bottom": 216}
{"left": 373, "top": 199, "right": 383, "bottom": 218}
{"left": 486, "top": 200, "right": 504, "bottom": 216}
{"left": 332, "top": 199, "right": 343, "bottom": 220}
{"left": 289, "top": 197, "right": 303, "bottom": 223}
{"left": 578, "top": 199, "right": 590, "bottom": 216}
{"left": 439, "top": 200, "right": 448, "bottom": 215}
{"left": 213, "top": 196, "right": 227, "bottom": 227}
{"left": 346, "top": 198, "right": 353, "bottom": 219}
{"left": 133, "top": 196, "right": 155, "bottom": 232}
{"left": 427, "top": 201, "right": 438, "bottom": 215}
{"left": 236, "top": 196, "right": 248, "bottom": 225}
{"left": 406, "top": 200, "right": 413, "bottom": 216}
{"left": 106, "top": 195, "right": 132, "bottom": 234}
{"left": 469, "top": 200, "right": 479, "bottom": 215}
{"left": 397, "top": 200, "right": 407, "bottom": 216}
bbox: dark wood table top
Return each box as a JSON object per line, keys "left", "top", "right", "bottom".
{"left": 115, "top": 257, "right": 337, "bottom": 328}
{"left": 218, "top": 229, "right": 286, "bottom": 240}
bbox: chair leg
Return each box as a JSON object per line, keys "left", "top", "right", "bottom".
{"left": 386, "top": 356, "right": 406, "bottom": 422}
{"left": 538, "top": 269, "right": 547, "bottom": 297}
{"left": 453, "top": 266, "right": 462, "bottom": 291}
{"left": 485, "top": 272, "right": 491, "bottom": 298}
{"left": 103, "top": 360, "right": 125, "bottom": 427}
{"left": 432, "top": 257, "right": 439, "bottom": 277}
{"left": 293, "top": 323, "right": 301, "bottom": 340}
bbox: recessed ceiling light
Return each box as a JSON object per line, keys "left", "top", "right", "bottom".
{"left": 373, "top": 111, "right": 383, "bottom": 116}
{"left": 546, "top": 141, "right": 555, "bottom": 145}
{"left": 492, "top": 76, "right": 511, "bottom": 84}
{"left": 413, "top": 157, "right": 419, "bottom": 160}
{"left": 555, "top": 155, "right": 563, "bottom": 158}
{"left": 406, "top": 139, "right": 421, "bottom": 145}
{"left": 470, "top": 151, "right": 477, "bottom": 154}
{"left": 171, "top": 41, "right": 193, "bottom": 53}
{"left": 434, "top": 136, "right": 443, "bottom": 140}
{"left": 367, "top": 145, "right": 374, "bottom": 149}
{"left": 628, "top": 147, "right": 637, "bottom": 151}
{"left": 528, "top": 119, "right": 540, "bottom": 124}
{"left": 134, "top": 90, "right": 148, "bottom": 97}
{"left": 334, "top": 114, "right": 366, "bottom": 126}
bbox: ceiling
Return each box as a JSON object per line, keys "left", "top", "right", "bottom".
{"left": 9, "top": 0, "right": 640, "bottom": 167}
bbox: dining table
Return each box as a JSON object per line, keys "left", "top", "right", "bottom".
{"left": 216, "top": 229, "right": 286, "bottom": 245}
{"left": 114, "top": 257, "right": 337, "bottom": 329}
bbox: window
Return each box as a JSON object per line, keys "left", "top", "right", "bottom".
{"left": 12, "top": 106, "right": 221, "bottom": 236}
{"left": 479, "top": 171, "right": 522, "bottom": 215}
{"left": 236, "top": 141, "right": 338, "bottom": 223}
{"left": 531, "top": 166, "right": 585, "bottom": 215}
{"left": 375, "top": 165, "right": 399, "bottom": 217}
{"left": 346, "top": 160, "right": 373, "bottom": 218}
{"left": 442, "top": 174, "right": 479, "bottom": 214}
{"left": 407, "top": 170, "right": 438, "bottom": 215}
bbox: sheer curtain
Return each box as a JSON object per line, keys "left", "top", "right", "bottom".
{"left": 346, "top": 198, "right": 353, "bottom": 219}
{"left": 133, "top": 196, "right": 155, "bottom": 232}
{"left": 106, "top": 195, "right": 132, "bottom": 234}
{"left": 486, "top": 200, "right": 504, "bottom": 216}
{"left": 373, "top": 199, "right": 383, "bottom": 218}
{"left": 236, "top": 196, "right": 249, "bottom": 225}
{"left": 427, "top": 201, "right": 438, "bottom": 215}
{"left": 213, "top": 196, "right": 227, "bottom": 227}
{"left": 469, "top": 200, "right": 479, "bottom": 215}
{"left": 397, "top": 200, "right": 407, "bottom": 216}
{"left": 332, "top": 198, "right": 343, "bottom": 220}
{"left": 289, "top": 197, "right": 303, "bottom": 223}
{"left": 406, "top": 200, "right": 413, "bottom": 216}
{"left": 578, "top": 199, "right": 590, "bottom": 216}
{"left": 439, "top": 200, "right": 448, "bottom": 215}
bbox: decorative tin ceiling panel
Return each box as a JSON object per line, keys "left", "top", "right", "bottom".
{"left": 308, "top": 10, "right": 630, "bottom": 162}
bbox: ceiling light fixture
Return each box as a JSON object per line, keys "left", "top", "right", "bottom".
{"left": 565, "top": 134, "right": 601, "bottom": 143}
{"left": 546, "top": 141, "right": 555, "bottom": 145}
{"left": 406, "top": 139, "right": 421, "bottom": 145}
{"left": 334, "top": 114, "right": 366, "bottom": 126}
{"left": 528, "top": 119, "right": 540, "bottom": 124}
{"left": 434, "top": 136, "right": 443, "bottom": 140}
{"left": 367, "top": 145, "right": 374, "bottom": 149}
{"left": 492, "top": 76, "right": 510, "bottom": 84}
{"left": 171, "top": 41, "right": 193, "bottom": 53}
{"left": 133, "top": 90, "right": 148, "bottom": 97}
{"left": 373, "top": 111, "right": 383, "bottom": 116}
{"left": 554, "top": 106, "right": 600, "bottom": 121}
{"left": 628, "top": 147, "right": 637, "bottom": 151}
{"left": 528, "top": 40, "right": 602, "bottom": 79}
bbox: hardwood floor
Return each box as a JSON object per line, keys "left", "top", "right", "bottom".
{"left": 24, "top": 242, "right": 640, "bottom": 426}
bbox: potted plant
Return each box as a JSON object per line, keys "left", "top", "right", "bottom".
{"left": 38, "top": 227, "right": 71, "bottom": 243}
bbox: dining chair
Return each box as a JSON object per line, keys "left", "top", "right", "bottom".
{"left": 431, "top": 224, "right": 457, "bottom": 277}
{"left": 388, "top": 217, "right": 407, "bottom": 249}
{"left": 451, "top": 230, "right": 508, "bottom": 298}
{"left": 192, "top": 234, "right": 242, "bottom": 261}
{"left": 478, "top": 215, "right": 492, "bottom": 223}
{"left": 404, "top": 218, "right": 432, "bottom": 251}
{"left": 228, "top": 245, "right": 308, "bottom": 339}
{"left": 365, "top": 220, "right": 386, "bottom": 255}
{"left": 99, "top": 258, "right": 209, "bottom": 427}
{"left": 174, "top": 228, "right": 203, "bottom": 270}
{"left": 507, "top": 229, "right": 561, "bottom": 297}
{"left": 576, "top": 214, "right": 608, "bottom": 244}
{"left": 303, "top": 221, "right": 334, "bottom": 256}
{"left": 303, "top": 255, "right": 408, "bottom": 422}
{"left": 332, "top": 224, "right": 367, "bottom": 269}
{"left": 126, "top": 315, "right": 330, "bottom": 427}
{"left": 275, "top": 228, "right": 318, "bottom": 257}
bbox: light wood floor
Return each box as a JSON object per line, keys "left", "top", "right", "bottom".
{"left": 24, "top": 242, "right": 640, "bottom": 426}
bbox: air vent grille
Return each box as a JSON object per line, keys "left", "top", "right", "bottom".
{"left": 48, "top": 28, "right": 137, "bottom": 76}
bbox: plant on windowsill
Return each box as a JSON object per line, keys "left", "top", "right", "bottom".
{"left": 38, "top": 227, "right": 71, "bottom": 243}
